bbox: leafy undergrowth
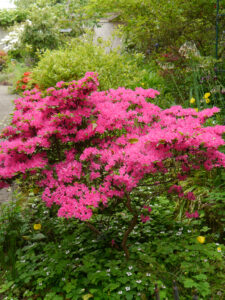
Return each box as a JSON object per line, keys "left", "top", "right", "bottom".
{"left": 0, "top": 193, "right": 224, "bottom": 300}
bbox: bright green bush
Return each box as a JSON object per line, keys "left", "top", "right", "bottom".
{"left": 32, "top": 37, "right": 161, "bottom": 91}
{"left": 0, "top": 9, "right": 27, "bottom": 28}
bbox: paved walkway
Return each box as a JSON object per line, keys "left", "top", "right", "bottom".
{"left": 0, "top": 85, "right": 16, "bottom": 204}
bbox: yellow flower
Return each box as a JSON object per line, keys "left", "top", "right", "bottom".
{"left": 217, "top": 247, "right": 222, "bottom": 252}
{"left": 194, "top": 108, "right": 198, "bottom": 112}
{"left": 190, "top": 97, "right": 195, "bottom": 104}
{"left": 82, "top": 294, "right": 93, "bottom": 300}
{"left": 205, "top": 98, "right": 210, "bottom": 104}
{"left": 141, "top": 83, "right": 145, "bottom": 86}
{"left": 197, "top": 236, "right": 205, "bottom": 244}
{"left": 33, "top": 223, "right": 41, "bottom": 230}
{"left": 204, "top": 92, "right": 211, "bottom": 99}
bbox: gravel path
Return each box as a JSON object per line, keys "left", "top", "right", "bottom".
{"left": 0, "top": 85, "right": 16, "bottom": 204}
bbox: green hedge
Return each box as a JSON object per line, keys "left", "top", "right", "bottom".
{"left": 32, "top": 36, "right": 162, "bottom": 91}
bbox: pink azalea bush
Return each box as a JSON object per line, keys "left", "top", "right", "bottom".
{"left": 0, "top": 72, "right": 225, "bottom": 255}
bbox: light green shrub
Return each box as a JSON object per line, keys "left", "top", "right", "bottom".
{"left": 32, "top": 36, "right": 161, "bottom": 91}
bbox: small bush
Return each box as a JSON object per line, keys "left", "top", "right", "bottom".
{"left": 32, "top": 36, "right": 159, "bottom": 91}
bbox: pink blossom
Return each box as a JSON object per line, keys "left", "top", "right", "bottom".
{"left": 185, "top": 192, "right": 196, "bottom": 201}
{"left": 0, "top": 72, "right": 224, "bottom": 222}
{"left": 141, "top": 214, "right": 150, "bottom": 223}
{"left": 143, "top": 205, "right": 152, "bottom": 213}
{"left": 185, "top": 211, "right": 199, "bottom": 219}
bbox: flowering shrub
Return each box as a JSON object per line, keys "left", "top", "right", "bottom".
{"left": 16, "top": 71, "right": 40, "bottom": 94}
{"left": 0, "top": 50, "right": 7, "bottom": 70}
{"left": 0, "top": 73, "right": 225, "bottom": 255}
{"left": 0, "top": 23, "right": 25, "bottom": 52}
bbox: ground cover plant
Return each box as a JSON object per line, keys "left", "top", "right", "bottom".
{"left": 0, "top": 192, "right": 224, "bottom": 299}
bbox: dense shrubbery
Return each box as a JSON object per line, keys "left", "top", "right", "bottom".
{"left": 32, "top": 37, "right": 154, "bottom": 91}
{"left": 0, "top": 9, "right": 27, "bottom": 28}
{"left": 85, "top": 0, "right": 224, "bottom": 56}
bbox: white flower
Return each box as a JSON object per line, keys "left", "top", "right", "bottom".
{"left": 126, "top": 272, "right": 132, "bottom": 276}
{"left": 136, "top": 280, "right": 142, "bottom": 284}
{"left": 176, "top": 231, "right": 182, "bottom": 236}
{"left": 26, "top": 19, "right": 32, "bottom": 26}
{"left": 125, "top": 286, "right": 130, "bottom": 291}
{"left": 118, "top": 291, "right": 123, "bottom": 295}
{"left": 0, "top": 24, "right": 25, "bottom": 51}
{"left": 146, "top": 273, "right": 151, "bottom": 276}
{"left": 65, "top": 250, "right": 70, "bottom": 254}
{"left": 128, "top": 266, "right": 133, "bottom": 270}
{"left": 62, "top": 278, "right": 66, "bottom": 281}
{"left": 107, "top": 269, "right": 111, "bottom": 272}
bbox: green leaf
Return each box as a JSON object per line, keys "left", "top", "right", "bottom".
{"left": 32, "top": 233, "right": 46, "bottom": 240}
{"left": 183, "top": 278, "right": 197, "bottom": 288}
{"left": 128, "top": 138, "right": 139, "bottom": 144}
{"left": 0, "top": 281, "right": 14, "bottom": 293}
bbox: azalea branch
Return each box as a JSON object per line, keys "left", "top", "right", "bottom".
{"left": 53, "top": 135, "right": 62, "bottom": 161}
{"left": 85, "top": 221, "right": 101, "bottom": 236}
{"left": 121, "top": 193, "right": 138, "bottom": 259}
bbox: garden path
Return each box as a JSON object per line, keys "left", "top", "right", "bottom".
{"left": 0, "top": 85, "right": 16, "bottom": 204}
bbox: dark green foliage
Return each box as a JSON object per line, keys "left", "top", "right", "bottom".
{"left": 85, "top": 0, "right": 225, "bottom": 56}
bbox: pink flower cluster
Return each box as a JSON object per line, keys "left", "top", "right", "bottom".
{"left": 185, "top": 211, "right": 199, "bottom": 219}
{"left": 0, "top": 72, "right": 225, "bottom": 221}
